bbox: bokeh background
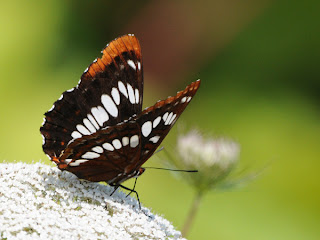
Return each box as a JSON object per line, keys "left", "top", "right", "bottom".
{"left": 1, "top": 0, "right": 319, "bottom": 239}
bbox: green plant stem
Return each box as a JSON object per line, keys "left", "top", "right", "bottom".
{"left": 182, "top": 191, "right": 203, "bottom": 237}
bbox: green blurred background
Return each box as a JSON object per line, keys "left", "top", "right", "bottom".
{"left": 1, "top": 0, "right": 319, "bottom": 239}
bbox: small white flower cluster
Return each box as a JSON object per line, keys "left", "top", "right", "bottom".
{"left": 177, "top": 130, "right": 239, "bottom": 170}
{"left": 0, "top": 162, "right": 185, "bottom": 240}
{"left": 166, "top": 130, "right": 241, "bottom": 192}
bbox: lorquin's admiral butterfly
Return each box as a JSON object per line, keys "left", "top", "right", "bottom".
{"left": 40, "top": 34, "right": 200, "bottom": 205}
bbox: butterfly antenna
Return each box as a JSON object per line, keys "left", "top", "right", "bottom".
{"left": 144, "top": 167, "right": 198, "bottom": 173}
{"left": 149, "top": 147, "right": 198, "bottom": 172}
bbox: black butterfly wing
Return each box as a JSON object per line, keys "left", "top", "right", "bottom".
{"left": 53, "top": 80, "right": 200, "bottom": 185}
{"left": 57, "top": 122, "right": 142, "bottom": 184}
{"left": 41, "top": 34, "right": 143, "bottom": 159}
{"left": 132, "top": 79, "right": 201, "bottom": 170}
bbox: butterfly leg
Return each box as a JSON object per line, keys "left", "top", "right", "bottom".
{"left": 118, "top": 183, "right": 141, "bottom": 210}
{"left": 109, "top": 183, "right": 150, "bottom": 217}
{"left": 125, "top": 178, "right": 138, "bottom": 198}
{"left": 110, "top": 184, "right": 120, "bottom": 196}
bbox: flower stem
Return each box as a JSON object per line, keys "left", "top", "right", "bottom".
{"left": 182, "top": 191, "right": 203, "bottom": 237}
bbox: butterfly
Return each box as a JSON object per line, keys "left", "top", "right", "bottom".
{"left": 40, "top": 34, "right": 200, "bottom": 205}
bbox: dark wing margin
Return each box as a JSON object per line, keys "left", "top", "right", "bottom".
{"left": 133, "top": 79, "right": 201, "bottom": 170}
{"left": 40, "top": 34, "right": 143, "bottom": 159}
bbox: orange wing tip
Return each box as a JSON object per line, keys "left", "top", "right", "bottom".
{"left": 81, "top": 34, "right": 141, "bottom": 81}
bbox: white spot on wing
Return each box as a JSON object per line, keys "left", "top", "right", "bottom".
{"left": 153, "top": 116, "right": 161, "bottom": 128}
{"left": 87, "top": 114, "right": 99, "bottom": 130}
{"left": 186, "top": 96, "right": 192, "bottom": 102}
{"left": 137, "top": 61, "right": 141, "bottom": 70}
{"left": 48, "top": 104, "right": 55, "bottom": 112}
{"left": 130, "top": 135, "right": 139, "bottom": 148}
{"left": 66, "top": 88, "right": 75, "bottom": 93}
{"left": 143, "top": 150, "right": 149, "bottom": 155}
{"left": 103, "top": 143, "right": 114, "bottom": 151}
{"left": 41, "top": 118, "right": 46, "bottom": 126}
{"left": 141, "top": 121, "right": 152, "bottom": 137}
{"left": 111, "top": 88, "right": 120, "bottom": 105}
{"left": 127, "top": 84, "right": 135, "bottom": 104}
{"left": 41, "top": 134, "right": 45, "bottom": 145}
{"left": 118, "top": 81, "right": 128, "bottom": 98}
{"left": 101, "top": 94, "right": 118, "bottom": 117}
{"left": 91, "top": 106, "right": 109, "bottom": 126}
{"left": 150, "top": 136, "right": 160, "bottom": 143}
{"left": 135, "top": 88, "right": 139, "bottom": 104}
{"left": 92, "top": 146, "right": 103, "bottom": 153}
{"left": 82, "top": 152, "right": 100, "bottom": 159}
{"left": 69, "top": 159, "right": 89, "bottom": 166}
{"left": 71, "top": 131, "right": 82, "bottom": 139}
{"left": 162, "top": 112, "right": 169, "bottom": 122}
{"left": 76, "top": 124, "right": 90, "bottom": 135}
{"left": 168, "top": 113, "right": 177, "bottom": 125}
{"left": 65, "top": 159, "right": 72, "bottom": 164}
{"left": 181, "top": 97, "right": 187, "bottom": 103}
{"left": 165, "top": 112, "right": 174, "bottom": 125}
{"left": 171, "top": 117, "right": 177, "bottom": 125}
{"left": 112, "top": 139, "right": 122, "bottom": 149}
{"left": 127, "top": 60, "right": 136, "bottom": 70}
{"left": 83, "top": 118, "right": 96, "bottom": 133}
{"left": 122, "top": 137, "right": 129, "bottom": 146}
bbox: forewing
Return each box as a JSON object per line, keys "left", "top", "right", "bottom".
{"left": 133, "top": 80, "right": 201, "bottom": 169}
{"left": 58, "top": 122, "right": 142, "bottom": 183}
{"left": 41, "top": 34, "right": 143, "bottom": 158}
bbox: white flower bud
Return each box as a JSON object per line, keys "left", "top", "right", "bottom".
{"left": 178, "top": 130, "right": 239, "bottom": 171}
{"left": 170, "top": 130, "right": 240, "bottom": 192}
